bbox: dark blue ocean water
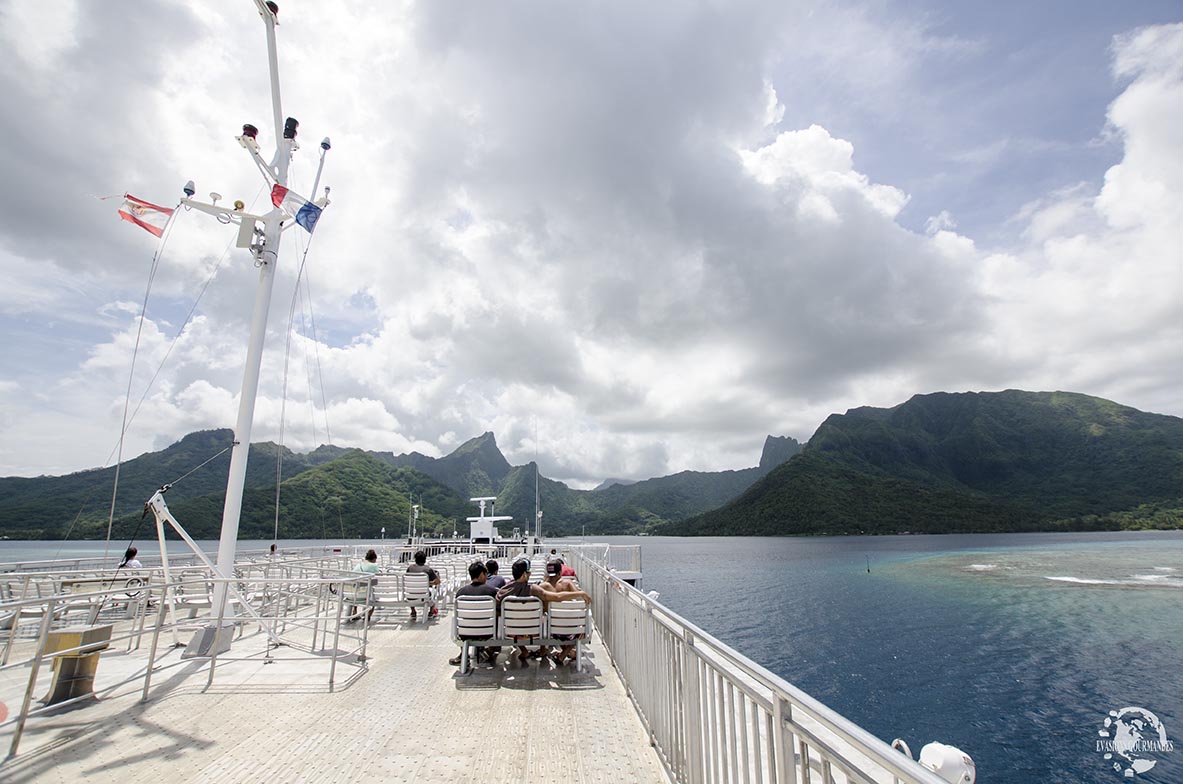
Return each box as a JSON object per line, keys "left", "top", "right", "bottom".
{"left": 600, "top": 532, "right": 1183, "bottom": 784}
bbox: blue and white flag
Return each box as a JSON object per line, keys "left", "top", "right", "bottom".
{"left": 270, "top": 184, "right": 323, "bottom": 233}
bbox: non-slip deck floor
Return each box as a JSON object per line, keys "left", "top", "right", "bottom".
{"left": 0, "top": 617, "right": 667, "bottom": 783}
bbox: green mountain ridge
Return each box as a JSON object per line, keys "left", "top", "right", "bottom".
{"left": 103, "top": 450, "right": 472, "bottom": 542}
{"left": 0, "top": 429, "right": 800, "bottom": 539}
{"left": 0, "top": 430, "right": 337, "bottom": 539}
{"left": 667, "top": 390, "right": 1183, "bottom": 535}
{"left": 12, "top": 389, "right": 1174, "bottom": 541}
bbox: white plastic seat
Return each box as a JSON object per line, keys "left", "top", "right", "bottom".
{"left": 343, "top": 577, "right": 374, "bottom": 621}
{"left": 403, "top": 572, "right": 433, "bottom": 623}
{"left": 366, "top": 575, "right": 405, "bottom": 623}
{"left": 500, "top": 596, "right": 544, "bottom": 640}
{"left": 546, "top": 598, "right": 590, "bottom": 671}
{"left": 453, "top": 595, "right": 497, "bottom": 672}
{"left": 455, "top": 595, "right": 497, "bottom": 637}
{"left": 175, "top": 569, "right": 213, "bottom": 618}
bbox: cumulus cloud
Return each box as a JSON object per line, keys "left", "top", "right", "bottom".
{"left": 0, "top": 3, "right": 1179, "bottom": 488}
{"left": 970, "top": 23, "right": 1183, "bottom": 407}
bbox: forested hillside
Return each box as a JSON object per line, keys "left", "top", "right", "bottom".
{"left": 102, "top": 450, "right": 471, "bottom": 541}
{"left": 0, "top": 430, "right": 335, "bottom": 539}
{"left": 669, "top": 391, "right": 1183, "bottom": 535}
{"left": 1, "top": 430, "right": 798, "bottom": 539}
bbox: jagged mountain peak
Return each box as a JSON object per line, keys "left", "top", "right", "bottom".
{"left": 758, "top": 435, "right": 802, "bottom": 472}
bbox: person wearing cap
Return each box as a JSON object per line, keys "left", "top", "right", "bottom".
{"left": 543, "top": 558, "right": 576, "bottom": 589}
{"left": 548, "top": 548, "right": 577, "bottom": 578}
{"left": 542, "top": 558, "right": 581, "bottom": 664}
{"left": 496, "top": 559, "right": 591, "bottom": 662}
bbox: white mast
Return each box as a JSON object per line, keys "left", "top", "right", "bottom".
{"left": 181, "top": 0, "right": 326, "bottom": 614}
{"left": 533, "top": 419, "right": 543, "bottom": 554}
{"left": 534, "top": 460, "right": 542, "bottom": 554}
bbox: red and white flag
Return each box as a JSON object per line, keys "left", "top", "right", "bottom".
{"left": 270, "top": 184, "right": 323, "bottom": 233}
{"left": 117, "top": 194, "right": 174, "bottom": 237}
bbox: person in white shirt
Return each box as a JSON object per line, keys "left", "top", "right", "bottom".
{"left": 120, "top": 547, "right": 143, "bottom": 569}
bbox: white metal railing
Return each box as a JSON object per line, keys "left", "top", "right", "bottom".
{"left": 566, "top": 543, "right": 642, "bottom": 574}
{"left": 0, "top": 543, "right": 524, "bottom": 576}
{"left": 0, "top": 552, "right": 212, "bottom": 574}
{"left": 0, "top": 560, "right": 386, "bottom": 757}
{"left": 569, "top": 550, "right": 948, "bottom": 784}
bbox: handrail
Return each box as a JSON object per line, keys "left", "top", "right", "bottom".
{"left": 569, "top": 549, "right": 949, "bottom": 784}
{"left": 565, "top": 542, "right": 643, "bottom": 574}
{"left": 0, "top": 542, "right": 546, "bottom": 575}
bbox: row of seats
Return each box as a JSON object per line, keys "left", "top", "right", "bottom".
{"left": 452, "top": 595, "right": 591, "bottom": 673}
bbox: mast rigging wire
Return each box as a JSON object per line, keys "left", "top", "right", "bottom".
{"left": 115, "top": 184, "right": 267, "bottom": 441}
{"left": 273, "top": 227, "right": 323, "bottom": 543}
{"left": 167, "top": 445, "right": 233, "bottom": 488}
{"left": 298, "top": 295, "right": 318, "bottom": 447}
{"left": 302, "top": 266, "right": 332, "bottom": 446}
{"left": 54, "top": 186, "right": 265, "bottom": 561}
{"left": 104, "top": 202, "right": 181, "bottom": 562}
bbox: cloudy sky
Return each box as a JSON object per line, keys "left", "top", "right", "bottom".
{"left": 0, "top": 0, "right": 1180, "bottom": 487}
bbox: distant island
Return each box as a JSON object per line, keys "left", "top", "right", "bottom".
{"left": 0, "top": 390, "right": 1178, "bottom": 540}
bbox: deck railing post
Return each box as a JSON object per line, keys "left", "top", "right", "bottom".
{"left": 1, "top": 575, "right": 35, "bottom": 667}
{"left": 328, "top": 579, "right": 346, "bottom": 687}
{"left": 683, "top": 631, "right": 703, "bottom": 784}
{"left": 205, "top": 577, "right": 230, "bottom": 688}
{"left": 141, "top": 582, "right": 173, "bottom": 702}
{"left": 773, "top": 696, "right": 797, "bottom": 784}
{"left": 9, "top": 596, "right": 57, "bottom": 758}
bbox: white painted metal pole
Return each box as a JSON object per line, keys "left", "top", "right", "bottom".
{"left": 259, "top": 2, "right": 283, "bottom": 151}
{"left": 212, "top": 1, "right": 289, "bottom": 614}
{"left": 211, "top": 218, "right": 280, "bottom": 613}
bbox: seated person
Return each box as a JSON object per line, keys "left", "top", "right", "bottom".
{"left": 484, "top": 559, "right": 507, "bottom": 590}
{"left": 348, "top": 549, "right": 379, "bottom": 623}
{"left": 406, "top": 550, "right": 441, "bottom": 620}
{"left": 120, "top": 547, "right": 143, "bottom": 569}
{"left": 541, "top": 558, "right": 582, "bottom": 664}
{"left": 496, "top": 559, "right": 592, "bottom": 662}
{"left": 449, "top": 561, "right": 501, "bottom": 666}
{"left": 547, "top": 548, "right": 576, "bottom": 578}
